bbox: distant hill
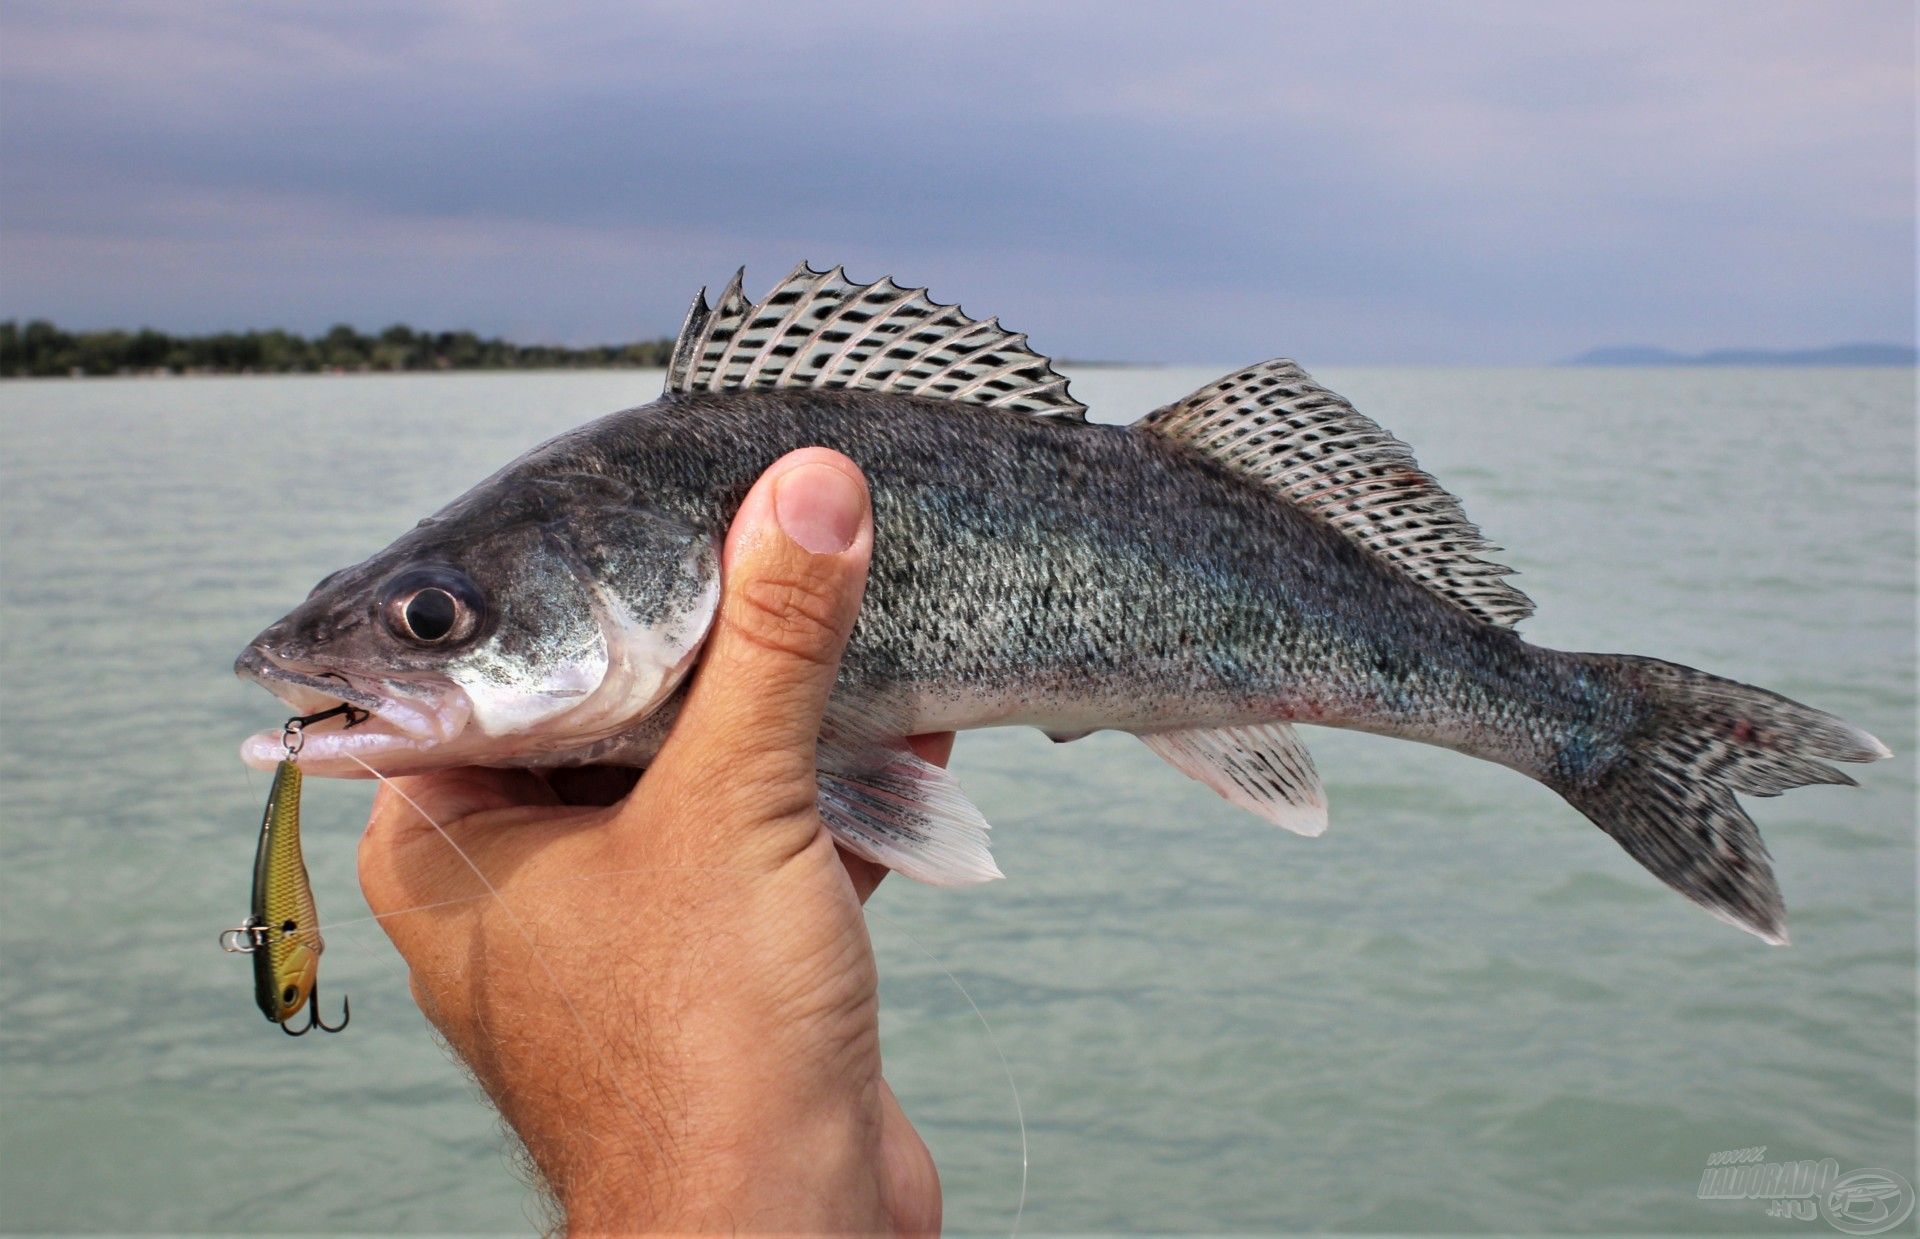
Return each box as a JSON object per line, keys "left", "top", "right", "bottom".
{"left": 1567, "top": 343, "right": 1916, "bottom": 366}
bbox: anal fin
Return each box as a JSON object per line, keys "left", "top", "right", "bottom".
{"left": 817, "top": 744, "right": 1003, "bottom": 886}
{"left": 1140, "top": 722, "right": 1328, "bottom": 837}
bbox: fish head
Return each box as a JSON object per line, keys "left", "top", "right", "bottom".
{"left": 236, "top": 472, "right": 720, "bottom": 776}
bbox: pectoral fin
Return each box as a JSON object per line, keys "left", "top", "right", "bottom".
{"left": 1140, "top": 722, "right": 1328, "bottom": 836}
{"left": 816, "top": 744, "right": 1003, "bottom": 886}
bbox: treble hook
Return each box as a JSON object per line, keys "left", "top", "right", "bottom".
{"left": 281, "top": 983, "right": 351, "bottom": 1037}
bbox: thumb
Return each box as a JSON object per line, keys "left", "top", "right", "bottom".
{"left": 640, "top": 447, "right": 872, "bottom": 852}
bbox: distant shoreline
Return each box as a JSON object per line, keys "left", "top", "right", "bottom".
{"left": 0, "top": 319, "right": 678, "bottom": 379}
{"left": 5, "top": 317, "right": 1914, "bottom": 376}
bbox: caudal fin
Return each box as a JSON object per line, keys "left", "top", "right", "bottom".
{"left": 1557, "top": 656, "right": 1890, "bottom": 944}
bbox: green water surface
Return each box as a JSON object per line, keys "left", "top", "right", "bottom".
{"left": 1, "top": 367, "right": 1912, "bottom": 1234}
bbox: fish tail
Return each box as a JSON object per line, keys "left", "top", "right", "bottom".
{"left": 1547, "top": 654, "right": 1889, "bottom": 944}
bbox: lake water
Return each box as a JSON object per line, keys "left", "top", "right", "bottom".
{"left": 1, "top": 367, "right": 1912, "bottom": 1234}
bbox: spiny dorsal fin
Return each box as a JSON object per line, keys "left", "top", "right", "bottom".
{"left": 1138, "top": 359, "right": 1534, "bottom": 629}
{"left": 663, "top": 263, "right": 1086, "bottom": 421}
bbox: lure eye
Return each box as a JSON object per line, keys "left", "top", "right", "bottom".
{"left": 281, "top": 984, "right": 299, "bottom": 1005}
{"left": 378, "top": 567, "right": 485, "bottom": 648}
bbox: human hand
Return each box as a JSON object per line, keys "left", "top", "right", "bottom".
{"left": 357, "top": 448, "right": 943, "bottom": 1234}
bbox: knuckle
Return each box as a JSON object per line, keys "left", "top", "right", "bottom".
{"left": 669, "top": 734, "right": 819, "bottom": 822}
{"left": 645, "top": 680, "right": 828, "bottom": 839}
{"left": 726, "top": 573, "right": 847, "bottom": 666}
{"left": 725, "top": 763, "right": 821, "bottom": 830}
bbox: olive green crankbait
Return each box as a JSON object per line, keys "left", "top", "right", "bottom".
{"left": 220, "top": 708, "right": 360, "bottom": 1036}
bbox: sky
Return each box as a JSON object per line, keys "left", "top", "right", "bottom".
{"left": 0, "top": 1, "right": 1912, "bottom": 363}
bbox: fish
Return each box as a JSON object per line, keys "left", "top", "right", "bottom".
{"left": 221, "top": 757, "right": 349, "bottom": 1034}
{"left": 235, "top": 262, "right": 1890, "bottom": 943}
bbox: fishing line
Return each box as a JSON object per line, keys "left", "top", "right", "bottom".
{"left": 870, "top": 906, "right": 1030, "bottom": 1236}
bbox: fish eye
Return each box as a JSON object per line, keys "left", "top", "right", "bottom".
{"left": 378, "top": 567, "right": 485, "bottom": 648}
{"left": 281, "top": 984, "right": 299, "bottom": 1005}
{"left": 404, "top": 589, "right": 458, "bottom": 640}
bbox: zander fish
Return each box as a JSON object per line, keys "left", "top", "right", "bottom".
{"left": 236, "top": 264, "right": 1889, "bottom": 942}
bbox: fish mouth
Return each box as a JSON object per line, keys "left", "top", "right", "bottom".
{"left": 235, "top": 645, "right": 472, "bottom": 776}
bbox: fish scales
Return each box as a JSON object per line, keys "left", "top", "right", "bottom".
{"left": 236, "top": 263, "right": 1888, "bottom": 943}
{"left": 538, "top": 388, "right": 1584, "bottom": 756}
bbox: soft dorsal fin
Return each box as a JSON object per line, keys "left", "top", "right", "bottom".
{"left": 664, "top": 263, "right": 1087, "bottom": 421}
{"left": 1138, "top": 360, "right": 1533, "bottom": 629}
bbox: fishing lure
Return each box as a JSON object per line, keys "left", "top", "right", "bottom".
{"left": 219, "top": 706, "right": 361, "bottom": 1035}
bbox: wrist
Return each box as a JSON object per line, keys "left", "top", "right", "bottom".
{"left": 557, "top": 1085, "right": 886, "bottom": 1233}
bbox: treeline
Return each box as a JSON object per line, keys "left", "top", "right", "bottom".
{"left": 0, "top": 320, "right": 678, "bottom": 377}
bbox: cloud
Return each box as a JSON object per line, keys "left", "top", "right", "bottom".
{"left": 0, "top": 0, "right": 1911, "bottom": 362}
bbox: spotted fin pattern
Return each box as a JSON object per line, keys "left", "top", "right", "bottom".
{"left": 665, "top": 263, "right": 1086, "bottom": 421}
{"left": 1138, "top": 360, "right": 1533, "bottom": 629}
{"left": 1140, "top": 721, "right": 1328, "bottom": 837}
{"left": 1554, "top": 655, "right": 1890, "bottom": 944}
